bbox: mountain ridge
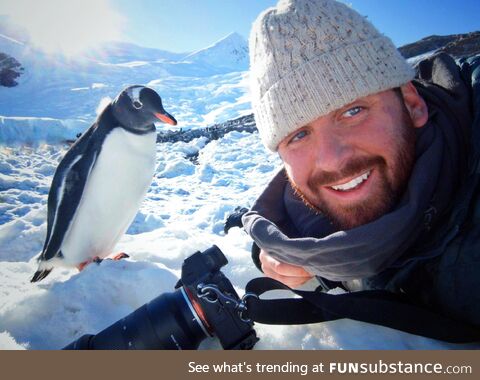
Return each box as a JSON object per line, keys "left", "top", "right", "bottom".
{"left": 399, "top": 31, "right": 480, "bottom": 59}
{"left": 183, "top": 32, "right": 249, "bottom": 70}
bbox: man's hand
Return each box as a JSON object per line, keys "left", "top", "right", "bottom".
{"left": 259, "top": 249, "right": 313, "bottom": 288}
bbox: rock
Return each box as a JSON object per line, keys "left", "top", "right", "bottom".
{"left": 398, "top": 31, "right": 480, "bottom": 59}
{"left": 156, "top": 113, "right": 257, "bottom": 145}
{"left": 0, "top": 52, "right": 24, "bottom": 87}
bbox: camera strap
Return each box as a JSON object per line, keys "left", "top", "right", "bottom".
{"left": 243, "top": 277, "right": 480, "bottom": 344}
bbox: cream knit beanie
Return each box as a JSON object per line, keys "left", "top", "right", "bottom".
{"left": 249, "top": 0, "right": 415, "bottom": 151}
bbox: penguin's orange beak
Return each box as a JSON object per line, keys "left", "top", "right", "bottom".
{"left": 154, "top": 112, "right": 177, "bottom": 126}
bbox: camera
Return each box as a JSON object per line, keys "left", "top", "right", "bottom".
{"left": 63, "top": 245, "right": 259, "bottom": 350}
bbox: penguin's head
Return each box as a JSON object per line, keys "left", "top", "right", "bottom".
{"left": 112, "top": 85, "right": 177, "bottom": 131}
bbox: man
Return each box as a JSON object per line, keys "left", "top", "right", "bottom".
{"left": 242, "top": 0, "right": 480, "bottom": 328}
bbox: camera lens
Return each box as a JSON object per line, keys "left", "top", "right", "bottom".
{"left": 64, "top": 288, "right": 209, "bottom": 350}
{"left": 143, "top": 288, "right": 210, "bottom": 349}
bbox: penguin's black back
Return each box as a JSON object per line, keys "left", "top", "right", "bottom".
{"left": 40, "top": 105, "right": 121, "bottom": 263}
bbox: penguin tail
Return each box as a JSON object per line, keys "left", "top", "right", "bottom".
{"left": 31, "top": 269, "right": 53, "bottom": 283}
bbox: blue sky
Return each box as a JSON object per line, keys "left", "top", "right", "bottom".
{"left": 1, "top": 0, "right": 479, "bottom": 54}
{"left": 112, "top": 0, "right": 278, "bottom": 53}
{"left": 113, "top": 0, "right": 480, "bottom": 52}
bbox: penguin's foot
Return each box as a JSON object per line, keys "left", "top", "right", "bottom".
{"left": 77, "top": 256, "right": 102, "bottom": 272}
{"left": 76, "top": 253, "right": 129, "bottom": 272}
{"left": 110, "top": 252, "right": 130, "bottom": 261}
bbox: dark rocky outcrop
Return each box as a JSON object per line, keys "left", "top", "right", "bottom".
{"left": 399, "top": 31, "right": 480, "bottom": 59}
{"left": 0, "top": 52, "right": 24, "bottom": 87}
{"left": 157, "top": 113, "right": 257, "bottom": 144}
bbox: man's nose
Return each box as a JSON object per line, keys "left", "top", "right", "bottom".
{"left": 313, "top": 132, "right": 352, "bottom": 172}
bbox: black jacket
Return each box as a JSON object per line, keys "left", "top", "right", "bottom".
{"left": 245, "top": 53, "right": 480, "bottom": 328}
{"left": 373, "top": 54, "right": 480, "bottom": 327}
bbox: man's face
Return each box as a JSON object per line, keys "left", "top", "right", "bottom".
{"left": 278, "top": 86, "right": 426, "bottom": 230}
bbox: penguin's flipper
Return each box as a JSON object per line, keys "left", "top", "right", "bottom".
{"left": 39, "top": 124, "right": 103, "bottom": 263}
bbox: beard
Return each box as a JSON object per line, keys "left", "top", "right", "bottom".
{"left": 288, "top": 107, "right": 417, "bottom": 231}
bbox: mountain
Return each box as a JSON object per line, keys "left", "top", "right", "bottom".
{"left": 82, "top": 41, "right": 188, "bottom": 64}
{"left": 0, "top": 27, "right": 251, "bottom": 124}
{"left": 2, "top": 23, "right": 479, "bottom": 142}
{"left": 80, "top": 33, "right": 249, "bottom": 69}
{"left": 399, "top": 31, "right": 480, "bottom": 59}
{"left": 183, "top": 32, "right": 249, "bottom": 71}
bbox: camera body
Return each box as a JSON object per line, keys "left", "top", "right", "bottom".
{"left": 176, "top": 245, "right": 258, "bottom": 349}
{"left": 63, "top": 245, "right": 258, "bottom": 350}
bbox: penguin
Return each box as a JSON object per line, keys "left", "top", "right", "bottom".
{"left": 31, "top": 85, "right": 177, "bottom": 282}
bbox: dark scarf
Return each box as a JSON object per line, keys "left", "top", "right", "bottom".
{"left": 243, "top": 54, "right": 471, "bottom": 281}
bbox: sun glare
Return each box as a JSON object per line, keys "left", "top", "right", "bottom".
{"left": 0, "top": 0, "right": 125, "bottom": 56}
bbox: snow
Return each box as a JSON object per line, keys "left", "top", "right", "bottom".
{"left": 406, "top": 50, "right": 438, "bottom": 66}
{"left": 184, "top": 32, "right": 249, "bottom": 72}
{"left": 0, "top": 29, "right": 250, "bottom": 128}
{"left": 0, "top": 116, "right": 88, "bottom": 145}
{"left": 1, "top": 27, "right": 478, "bottom": 350}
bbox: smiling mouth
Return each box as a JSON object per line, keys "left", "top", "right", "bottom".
{"left": 329, "top": 170, "right": 371, "bottom": 192}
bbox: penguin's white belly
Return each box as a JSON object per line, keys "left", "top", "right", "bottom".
{"left": 61, "top": 128, "right": 156, "bottom": 266}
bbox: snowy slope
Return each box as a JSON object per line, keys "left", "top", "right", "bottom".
{"left": 83, "top": 41, "right": 188, "bottom": 64}
{"left": 0, "top": 27, "right": 250, "bottom": 131}
{"left": 183, "top": 32, "right": 249, "bottom": 71}
{"left": 0, "top": 116, "right": 88, "bottom": 144}
{"left": 1, "top": 27, "right": 478, "bottom": 350}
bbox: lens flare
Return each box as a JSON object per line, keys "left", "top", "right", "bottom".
{"left": 1, "top": 0, "right": 125, "bottom": 56}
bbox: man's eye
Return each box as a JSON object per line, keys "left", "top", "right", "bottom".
{"left": 343, "top": 106, "right": 363, "bottom": 118}
{"left": 290, "top": 130, "right": 308, "bottom": 143}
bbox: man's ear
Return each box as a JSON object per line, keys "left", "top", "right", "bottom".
{"left": 400, "top": 82, "right": 428, "bottom": 128}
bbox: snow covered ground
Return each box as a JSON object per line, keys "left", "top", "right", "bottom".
{"left": 1, "top": 26, "right": 478, "bottom": 350}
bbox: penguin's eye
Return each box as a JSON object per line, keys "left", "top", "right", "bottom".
{"left": 132, "top": 100, "right": 143, "bottom": 109}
